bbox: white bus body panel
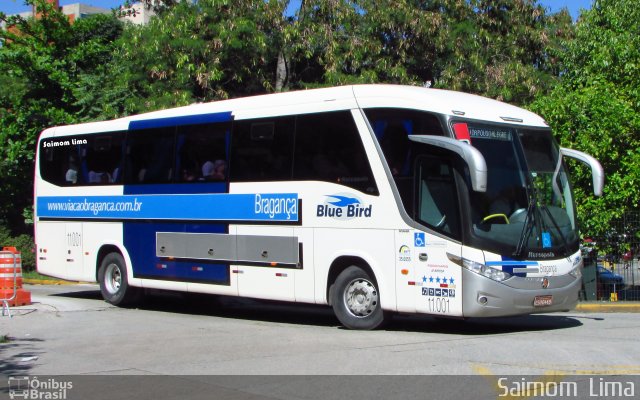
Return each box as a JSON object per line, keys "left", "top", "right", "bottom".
{"left": 33, "top": 84, "right": 580, "bottom": 320}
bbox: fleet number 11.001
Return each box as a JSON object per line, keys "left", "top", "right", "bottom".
{"left": 67, "top": 232, "right": 82, "bottom": 247}
{"left": 428, "top": 297, "right": 450, "bottom": 313}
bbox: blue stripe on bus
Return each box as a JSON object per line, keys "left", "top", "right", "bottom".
{"left": 36, "top": 192, "right": 299, "bottom": 222}
{"left": 125, "top": 221, "right": 230, "bottom": 284}
{"left": 128, "top": 111, "right": 233, "bottom": 131}
{"left": 486, "top": 258, "right": 539, "bottom": 278}
{"left": 123, "top": 182, "right": 232, "bottom": 284}
{"left": 485, "top": 261, "right": 538, "bottom": 266}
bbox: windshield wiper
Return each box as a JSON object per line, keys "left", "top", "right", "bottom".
{"left": 514, "top": 190, "right": 536, "bottom": 258}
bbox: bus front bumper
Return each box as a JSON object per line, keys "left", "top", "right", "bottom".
{"left": 461, "top": 268, "right": 581, "bottom": 318}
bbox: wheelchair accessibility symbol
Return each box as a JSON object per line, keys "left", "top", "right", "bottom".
{"left": 541, "top": 232, "right": 552, "bottom": 248}
{"left": 414, "top": 232, "right": 426, "bottom": 247}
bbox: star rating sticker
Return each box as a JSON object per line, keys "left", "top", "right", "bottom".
{"left": 422, "top": 275, "right": 427, "bottom": 283}
{"left": 449, "top": 277, "right": 455, "bottom": 285}
{"left": 436, "top": 277, "right": 441, "bottom": 283}
{"left": 429, "top": 276, "right": 434, "bottom": 283}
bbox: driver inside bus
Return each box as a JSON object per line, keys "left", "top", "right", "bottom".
{"left": 380, "top": 122, "right": 409, "bottom": 176}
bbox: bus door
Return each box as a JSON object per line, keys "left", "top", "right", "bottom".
{"left": 411, "top": 155, "right": 464, "bottom": 317}
{"left": 234, "top": 226, "right": 298, "bottom": 301}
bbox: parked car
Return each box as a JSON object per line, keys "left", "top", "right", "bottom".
{"left": 596, "top": 265, "right": 624, "bottom": 300}
{"left": 596, "top": 265, "right": 624, "bottom": 285}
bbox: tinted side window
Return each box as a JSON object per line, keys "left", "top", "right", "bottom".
{"left": 416, "top": 155, "right": 461, "bottom": 240}
{"left": 85, "top": 134, "right": 125, "bottom": 184}
{"left": 40, "top": 137, "right": 81, "bottom": 186}
{"left": 230, "top": 117, "right": 295, "bottom": 181}
{"left": 364, "top": 108, "right": 444, "bottom": 177}
{"left": 125, "top": 127, "right": 175, "bottom": 184}
{"left": 294, "top": 111, "right": 378, "bottom": 194}
{"left": 176, "top": 123, "right": 230, "bottom": 182}
{"left": 364, "top": 108, "right": 444, "bottom": 214}
{"left": 39, "top": 133, "right": 124, "bottom": 186}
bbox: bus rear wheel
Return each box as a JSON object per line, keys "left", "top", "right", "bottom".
{"left": 331, "top": 266, "right": 388, "bottom": 330}
{"left": 98, "top": 252, "right": 140, "bottom": 306}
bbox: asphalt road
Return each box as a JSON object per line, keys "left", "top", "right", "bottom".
{"left": 1, "top": 284, "right": 640, "bottom": 399}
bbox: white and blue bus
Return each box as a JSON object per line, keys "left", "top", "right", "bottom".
{"left": 34, "top": 84, "right": 603, "bottom": 329}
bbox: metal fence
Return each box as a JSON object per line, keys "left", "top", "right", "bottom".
{"left": 579, "top": 211, "right": 640, "bottom": 302}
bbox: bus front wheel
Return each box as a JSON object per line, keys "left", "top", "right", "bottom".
{"left": 331, "top": 266, "right": 388, "bottom": 330}
{"left": 98, "top": 252, "right": 140, "bottom": 306}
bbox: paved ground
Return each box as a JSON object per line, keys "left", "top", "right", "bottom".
{"left": 3, "top": 284, "right": 640, "bottom": 375}
{"left": 1, "top": 284, "right": 640, "bottom": 399}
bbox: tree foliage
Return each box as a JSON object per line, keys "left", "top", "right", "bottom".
{"left": 282, "top": 0, "right": 573, "bottom": 103}
{"left": 109, "top": 0, "right": 570, "bottom": 102}
{"left": 436, "top": 0, "right": 574, "bottom": 103}
{"left": 104, "top": 0, "right": 287, "bottom": 114}
{"left": 0, "top": 0, "right": 124, "bottom": 232}
{"left": 530, "top": 0, "right": 640, "bottom": 236}
{"left": 1, "top": 0, "right": 638, "bottom": 242}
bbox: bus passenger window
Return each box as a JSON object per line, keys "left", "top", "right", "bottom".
{"left": 363, "top": 108, "right": 445, "bottom": 214}
{"left": 364, "top": 108, "right": 445, "bottom": 177}
{"left": 84, "top": 134, "right": 124, "bottom": 185}
{"left": 230, "top": 117, "right": 294, "bottom": 182}
{"left": 125, "top": 128, "right": 175, "bottom": 184}
{"left": 293, "top": 111, "right": 378, "bottom": 195}
{"left": 39, "top": 133, "right": 124, "bottom": 186}
{"left": 176, "top": 122, "right": 230, "bottom": 183}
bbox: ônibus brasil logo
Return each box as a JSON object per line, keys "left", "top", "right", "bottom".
{"left": 316, "top": 194, "right": 372, "bottom": 220}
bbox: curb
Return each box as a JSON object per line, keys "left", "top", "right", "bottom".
{"left": 23, "top": 278, "right": 78, "bottom": 285}
{"left": 575, "top": 302, "right": 640, "bottom": 313}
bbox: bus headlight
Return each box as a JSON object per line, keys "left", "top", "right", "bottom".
{"left": 462, "top": 258, "right": 512, "bottom": 282}
{"left": 447, "top": 253, "right": 512, "bottom": 282}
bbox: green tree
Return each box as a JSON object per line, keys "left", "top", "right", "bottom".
{"left": 287, "top": 0, "right": 370, "bottom": 86}
{"left": 0, "top": 0, "right": 124, "bottom": 232}
{"left": 286, "top": 0, "right": 569, "bottom": 103}
{"left": 530, "top": 0, "right": 640, "bottom": 236}
{"left": 108, "top": 0, "right": 287, "bottom": 113}
{"left": 435, "top": 0, "right": 573, "bottom": 104}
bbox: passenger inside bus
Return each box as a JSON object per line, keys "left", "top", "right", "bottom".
{"left": 202, "top": 160, "right": 227, "bottom": 181}
{"left": 65, "top": 156, "right": 78, "bottom": 184}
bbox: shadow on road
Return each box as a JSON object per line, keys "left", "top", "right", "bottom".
{"left": 0, "top": 337, "right": 44, "bottom": 377}
{"left": 51, "top": 289, "right": 103, "bottom": 300}
{"left": 391, "top": 313, "right": 583, "bottom": 334}
{"left": 50, "top": 288, "right": 584, "bottom": 335}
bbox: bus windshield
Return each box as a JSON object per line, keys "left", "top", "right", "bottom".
{"left": 464, "top": 123, "right": 579, "bottom": 258}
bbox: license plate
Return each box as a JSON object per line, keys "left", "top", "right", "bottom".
{"left": 534, "top": 295, "right": 553, "bottom": 307}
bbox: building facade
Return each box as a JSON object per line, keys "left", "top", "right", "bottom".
{"left": 1, "top": 0, "right": 154, "bottom": 29}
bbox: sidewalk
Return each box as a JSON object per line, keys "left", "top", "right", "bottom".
{"left": 575, "top": 301, "right": 640, "bottom": 313}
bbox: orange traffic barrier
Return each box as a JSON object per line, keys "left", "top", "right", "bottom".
{"left": 0, "top": 246, "right": 32, "bottom": 307}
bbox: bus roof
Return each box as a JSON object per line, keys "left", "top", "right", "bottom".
{"left": 352, "top": 85, "right": 547, "bottom": 127}
{"left": 41, "top": 84, "right": 548, "bottom": 137}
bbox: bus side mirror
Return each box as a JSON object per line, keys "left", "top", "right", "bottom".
{"left": 408, "top": 135, "right": 487, "bottom": 192}
{"left": 560, "top": 148, "right": 604, "bottom": 197}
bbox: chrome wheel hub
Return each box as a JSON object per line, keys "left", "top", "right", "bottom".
{"left": 344, "top": 278, "right": 378, "bottom": 317}
{"left": 105, "top": 263, "right": 122, "bottom": 294}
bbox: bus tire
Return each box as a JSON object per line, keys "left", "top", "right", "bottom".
{"left": 331, "top": 266, "right": 388, "bottom": 330}
{"left": 98, "top": 252, "right": 140, "bottom": 306}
